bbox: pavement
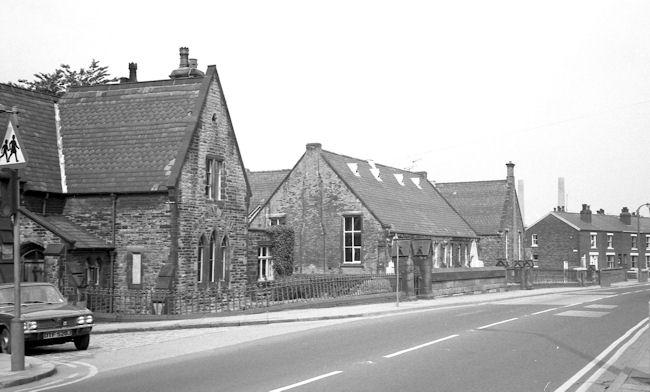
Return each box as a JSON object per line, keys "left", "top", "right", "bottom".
{"left": 0, "top": 282, "right": 649, "bottom": 390}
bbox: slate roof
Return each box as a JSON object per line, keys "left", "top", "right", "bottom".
{"left": 248, "top": 169, "right": 290, "bottom": 213}
{"left": 550, "top": 211, "right": 650, "bottom": 233}
{"left": 57, "top": 77, "right": 207, "bottom": 193}
{"left": 0, "top": 84, "right": 61, "bottom": 193}
{"left": 20, "top": 209, "right": 112, "bottom": 249}
{"left": 320, "top": 150, "right": 476, "bottom": 238}
{"left": 435, "top": 180, "right": 508, "bottom": 235}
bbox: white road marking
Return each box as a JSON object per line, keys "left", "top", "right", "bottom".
{"left": 556, "top": 310, "right": 609, "bottom": 318}
{"left": 476, "top": 317, "right": 519, "bottom": 330}
{"left": 584, "top": 304, "right": 617, "bottom": 309}
{"left": 268, "top": 371, "right": 343, "bottom": 392}
{"left": 562, "top": 303, "right": 583, "bottom": 308}
{"left": 17, "top": 361, "right": 98, "bottom": 392}
{"left": 553, "top": 317, "right": 648, "bottom": 392}
{"left": 574, "top": 323, "right": 649, "bottom": 392}
{"left": 383, "top": 334, "right": 459, "bottom": 358}
{"left": 532, "top": 308, "right": 559, "bottom": 315}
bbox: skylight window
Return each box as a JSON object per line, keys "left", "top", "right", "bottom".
{"left": 410, "top": 177, "right": 422, "bottom": 189}
{"left": 367, "top": 160, "right": 382, "bottom": 182}
{"left": 394, "top": 173, "right": 404, "bottom": 186}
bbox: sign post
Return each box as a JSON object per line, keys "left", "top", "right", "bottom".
{"left": 0, "top": 111, "right": 28, "bottom": 371}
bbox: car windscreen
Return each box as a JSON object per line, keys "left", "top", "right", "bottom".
{"left": 0, "top": 285, "right": 66, "bottom": 305}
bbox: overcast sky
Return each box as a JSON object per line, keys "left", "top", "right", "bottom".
{"left": 2, "top": 0, "right": 649, "bottom": 225}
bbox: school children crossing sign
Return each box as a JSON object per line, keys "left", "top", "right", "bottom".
{"left": 0, "top": 120, "right": 27, "bottom": 169}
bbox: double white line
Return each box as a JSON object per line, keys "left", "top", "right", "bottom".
{"left": 553, "top": 317, "right": 649, "bottom": 392}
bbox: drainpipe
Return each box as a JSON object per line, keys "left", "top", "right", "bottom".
{"left": 168, "top": 187, "right": 179, "bottom": 289}
{"left": 111, "top": 194, "right": 117, "bottom": 312}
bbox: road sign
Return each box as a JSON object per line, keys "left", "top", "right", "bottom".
{"left": 0, "top": 120, "right": 27, "bottom": 169}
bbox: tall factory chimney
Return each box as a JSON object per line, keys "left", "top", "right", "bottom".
{"left": 558, "top": 177, "right": 566, "bottom": 211}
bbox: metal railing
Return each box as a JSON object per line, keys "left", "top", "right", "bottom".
{"left": 63, "top": 274, "right": 398, "bottom": 317}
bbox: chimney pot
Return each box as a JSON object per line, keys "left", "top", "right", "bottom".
{"left": 580, "top": 203, "right": 592, "bottom": 223}
{"left": 170, "top": 47, "right": 205, "bottom": 79}
{"left": 620, "top": 207, "right": 632, "bottom": 225}
{"left": 128, "top": 62, "right": 137, "bottom": 82}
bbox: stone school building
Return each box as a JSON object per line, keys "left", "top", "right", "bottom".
{"left": 0, "top": 48, "right": 250, "bottom": 296}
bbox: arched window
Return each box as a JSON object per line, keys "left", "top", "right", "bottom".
{"left": 209, "top": 232, "right": 217, "bottom": 283}
{"left": 220, "top": 236, "right": 229, "bottom": 282}
{"left": 21, "top": 243, "right": 45, "bottom": 282}
{"left": 197, "top": 236, "right": 205, "bottom": 283}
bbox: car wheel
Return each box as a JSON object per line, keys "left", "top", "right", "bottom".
{"left": 74, "top": 334, "right": 90, "bottom": 350}
{"left": 0, "top": 328, "right": 10, "bottom": 354}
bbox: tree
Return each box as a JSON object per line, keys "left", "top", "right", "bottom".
{"left": 8, "top": 59, "right": 117, "bottom": 96}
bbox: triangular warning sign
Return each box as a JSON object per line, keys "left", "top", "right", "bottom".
{"left": 0, "top": 120, "right": 27, "bottom": 169}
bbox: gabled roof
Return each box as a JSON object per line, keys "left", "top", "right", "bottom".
{"left": 248, "top": 169, "right": 290, "bottom": 213}
{"left": 548, "top": 211, "right": 650, "bottom": 233}
{"left": 320, "top": 150, "right": 476, "bottom": 238}
{"left": 57, "top": 75, "right": 210, "bottom": 193}
{"left": 20, "top": 208, "right": 112, "bottom": 249}
{"left": 0, "top": 84, "right": 61, "bottom": 193}
{"left": 435, "top": 180, "right": 508, "bottom": 235}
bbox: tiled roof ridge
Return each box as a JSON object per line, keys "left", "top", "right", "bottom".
{"left": 437, "top": 179, "right": 506, "bottom": 186}
{"left": 248, "top": 169, "right": 292, "bottom": 174}
{"left": 320, "top": 149, "right": 425, "bottom": 176}
{"left": 555, "top": 211, "right": 650, "bottom": 221}
{"left": 0, "top": 83, "right": 58, "bottom": 100}
{"left": 66, "top": 76, "right": 204, "bottom": 93}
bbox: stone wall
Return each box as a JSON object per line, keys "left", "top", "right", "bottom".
{"left": 250, "top": 145, "right": 384, "bottom": 274}
{"left": 174, "top": 73, "right": 249, "bottom": 292}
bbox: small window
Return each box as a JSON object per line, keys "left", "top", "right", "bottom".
{"left": 631, "top": 255, "right": 638, "bottom": 269}
{"left": 220, "top": 236, "right": 229, "bottom": 282}
{"left": 343, "top": 216, "right": 362, "bottom": 264}
{"left": 86, "top": 258, "right": 100, "bottom": 286}
{"left": 531, "top": 234, "right": 538, "bottom": 247}
{"left": 646, "top": 235, "right": 650, "bottom": 250}
{"left": 269, "top": 217, "right": 285, "bottom": 226}
{"left": 606, "top": 254, "right": 615, "bottom": 269}
{"left": 631, "top": 234, "right": 638, "bottom": 249}
{"left": 607, "top": 234, "right": 613, "bottom": 249}
{"left": 132, "top": 253, "right": 142, "bottom": 285}
{"left": 532, "top": 254, "right": 539, "bottom": 266}
{"left": 590, "top": 233, "right": 597, "bottom": 249}
{"left": 258, "top": 246, "right": 273, "bottom": 281}
{"left": 589, "top": 253, "right": 599, "bottom": 269}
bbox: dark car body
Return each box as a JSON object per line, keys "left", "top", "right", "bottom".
{"left": 0, "top": 282, "right": 94, "bottom": 352}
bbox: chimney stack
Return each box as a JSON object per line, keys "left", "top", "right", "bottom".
{"left": 620, "top": 207, "right": 632, "bottom": 225}
{"left": 170, "top": 47, "right": 205, "bottom": 79}
{"left": 306, "top": 143, "right": 322, "bottom": 151}
{"left": 506, "top": 162, "right": 515, "bottom": 185}
{"left": 580, "top": 204, "right": 592, "bottom": 223}
{"left": 128, "top": 62, "right": 138, "bottom": 82}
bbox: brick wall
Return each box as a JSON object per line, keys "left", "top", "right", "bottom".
{"left": 526, "top": 214, "right": 580, "bottom": 269}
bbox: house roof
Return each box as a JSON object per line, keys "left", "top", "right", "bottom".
{"left": 0, "top": 84, "right": 61, "bottom": 193}
{"left": 319, "top": 150, "right": 476, "bottom": 238}
{"left": 57, "top": 76, "right": 208, "bottom": 193}
{"left": 549, "top": 211, "right": 650, "bottom": 233}
{"left": 20, "top": 208, "right": 113, "bottom": 249}
{"left": 435, "top": 180, "right": 508, "bottom": 235}
{"left": 248, "top": 169, "right": 290, "bottom": 213}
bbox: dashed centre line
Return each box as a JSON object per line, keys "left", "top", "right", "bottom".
{"left": 476, "top": 317, "right": 519, "bottom": 330}
{"left": 383, "top": 334, "right": 459, "bottom": 358}
{"left": 532, "top": 307, "right": 559, "bottom": 315}
{"left": 269, "top": 371, "right": 343, "bottom": 392}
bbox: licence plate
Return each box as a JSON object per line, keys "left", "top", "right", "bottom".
{"left": 43, "top": 330, "right": 72, "bottom": 339}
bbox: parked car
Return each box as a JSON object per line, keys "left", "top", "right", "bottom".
{"left": 0, "top": 282, "right": 94, "bottom": 353}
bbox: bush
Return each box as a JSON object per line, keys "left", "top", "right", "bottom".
{"left": 269, "top": 225, "right": 294, "bottom": 277}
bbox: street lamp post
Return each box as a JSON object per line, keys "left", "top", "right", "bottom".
{"left": 636, "top": 203, "right": 650, "bottom": 282}
{"left": 392, "top": 233, "right": 399, "bottom": 307}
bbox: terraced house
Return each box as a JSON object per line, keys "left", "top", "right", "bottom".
{"left": 526, "top": 204, "right": 650, "bottom": 270}
{"left": 0, "top": 48, "right": 250, "bottom": 297}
